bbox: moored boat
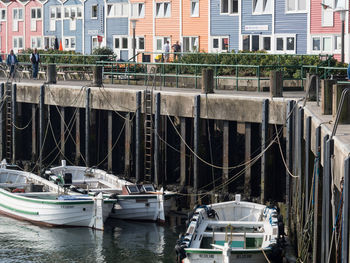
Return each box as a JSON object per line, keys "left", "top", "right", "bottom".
{"left": 46, "top": 160, "right": 177, "bottom": 222}
{"left": 175, "top": 195, "right": 284, "bottom": 263}
{"left": 0, "top": 160, "right": 113, "bottom": 230}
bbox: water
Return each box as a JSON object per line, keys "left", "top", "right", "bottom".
{"left": 0, "top": 215, "right": 184, "bottom": 263}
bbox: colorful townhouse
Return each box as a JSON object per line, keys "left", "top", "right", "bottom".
{"left": 0, "top": 0, "right": 8, "bottom": 54}
{"left": 43, "top": 0, "right": 63, "bottom": 49}
{"left": 210, "top": 0, "right": 240, "bottom": 52}
{"left": 310, "top": 0, "right": 346, "bottom": 61}
{"left": 25, "top": 0, "right": 44, "bottom": 51}
{"left": 84, "top": 0, "right": 104, "bottom": 54}
{"left": 240, "top": 0, "right": 273, "bottom": 52}
{"left": 274, "top": 0, "right": 308, "bottom": 54}
{"left": 106, "top": 0, "right": 129, "bottom": 60}
{"left": 7, "top": 0, "right": 26, "bottom": 53}
{"left": 62, "top": 0, "right": 83, "bottom": 53}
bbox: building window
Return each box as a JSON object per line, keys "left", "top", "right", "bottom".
{"left": 211, "top": 36, "right": 229, "bottom": 52}
{"left": 156, "top": 2, "right": 171, "bottom": 18}
{"left": 155, "top": 37, "right": 170, "bottom": 51}
{"left": 13, "top": 36, "right": 23, "bottom": 49}
{"left": 312, "top": 37, "right": 320, "bottom": 51}
{"left": 31, "top": 8, "right": 42, "bottom": 19}
{"left": 31, "top": 37, "right": 42, "bottom": 49}
{"left": 113, "top": 36, "right": 128, "bottom": 50}
{"left": 92, "top": 36, "right": 99, "bottom": 50}
{"left": 131, "top": 3, "right": 145, "bottom": 18}
{"left": 64, "top": 37, "right": 76, "bottom": 50}
{"left": 263, "top": 36, "right": 271, "bottom": 51}
{"left": 138, "top": 37, "right": 145, "bottom": 50}
{"left": 323, "top": 37, "right": 332, "bottom": 52}
{"left": 44, "top": 36, "right": 55, "bottom": 49}
{"left": 191, "top": 0, "right": 199, "bottom": 17}
{"left": 13, "top": 8, "right": 23, "bottom": 20}
{"left": 275, "top": 35, "right": 296, "bottom": 53}
{"left": 91, "top": 5, "right": 98, "bottom": 19}
{"left": 0, "top": 9, "right": 6, "bottom": 21}
{"left": 286, "top": 0, "right": 306, "bottom": 12}
{"left": 253, "top": 0, "right": 272, "bottom": 14}
{"left": 221, "top": 0, "right": 238, "bottom": 14}
{"left": 107, "top": 3, "right": 129, "bottom": 17}
{"left": 183, "top": 36, "right": 198, "bottom": 52}
{"left": 63, "top": 6, "right": 83, "bottom": 19}
{"left": 334, "top": 36, "right": 341, "bottom": 51}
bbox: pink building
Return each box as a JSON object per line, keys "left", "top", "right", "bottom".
{"left": 0, "top": 1, "right": 8, "bottom": 55}
{"left": 25, "top": 0, "right": 43, "bottom": 51}
{"left": 310, "top": 0, "right": 346, "bottom": 61}
{"left": 7, "top": 0, "right": 25, "bottom": 53}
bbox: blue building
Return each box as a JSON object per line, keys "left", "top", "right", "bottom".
{"left": 241, "top": 0, "right": 273, "bottom": 52}
{"left": 43, "top": 0, "right": 63, "bottom": 49}
{"left": 210, "top": 0, "right": 239, "bottom": 52}
{"left": 84, "top": 0, "right": 104, "bottom": 54}
{"left": 62, "top": 0, "right": 83, "bottom": 53}
{"left": 274, "top": 0, "right": 307, "bottom": 54}
{"left": 105, "top": 0, "right": 129, "bottom": 60}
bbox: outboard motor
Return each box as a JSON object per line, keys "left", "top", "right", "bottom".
{"left": 175, "top": 234, "right": 187, "bottom": 263}
{"left": 63, "top": 173, "right": 72, "bottom": 187}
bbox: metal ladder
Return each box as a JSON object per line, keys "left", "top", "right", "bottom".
{"left": 5, "top": 82, "right": 12, "bottom": 162}
{"left": 144, "top": 88, "right": 153, "bottom": 182}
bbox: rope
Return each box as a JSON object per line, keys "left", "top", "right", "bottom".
{"left": 261, "top": 248, "right": 271, "bottom": 263}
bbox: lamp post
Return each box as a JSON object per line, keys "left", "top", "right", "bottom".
{"left": 131, "top": 19, "right": 138, "bottom": 62}
{"left": 335, "top": 8, "right": 348, "bottom": 63}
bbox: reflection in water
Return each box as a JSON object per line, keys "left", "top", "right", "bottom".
{"left": 0, "top": 215, "right": 183, "bottom": 263}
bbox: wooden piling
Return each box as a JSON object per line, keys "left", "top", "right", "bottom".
{"left": 244, "top": 122, "right": 251, "bottom": 198}
{"left": 154, "top": 93, "right": 160, "bottom": 185}
{"left": 261, "top": 99, "right": 269, "bottom": 203}
{"left": 201, "top": 69, "right": 214, "bottom": 94}
{"left": 39, "top": 85, "right": 44, "bottom": 173}
{"left": 342, "top": 157, "right": 350, "bottom": 262}
{"left": 60, "top": 107, "right": 65, "bottom": 159}
{"left": 85, "top": 88, "right": 90, "bottom": 166}
{"left": 31, "top": 104, "right": 36, "bottom": 161}
{"left": 180, "top": 117, "right": 186, "bottom": 186}
{"left": 11, "top": 84, "right": 16, "bottom": 164}
{"left": 135, "top": 91, "right": 141, "bottom": 182}
{"left": 304, "top": 116, "right": 311, "bottom": 218}
{"left": 223, "top": 121, "right": 229, "bottom": 192}
{"left": 332, "top": 83, "right": 350, "bottom": 124}
{"left": 107, "top": 111, "right": 112, "bottom": 171}
{"left": 286, "top": 100, "right": 294, "bottom": 228}
{"left": 269, "top": 71, "right": 283, "bottom": 97}
{"left": 75, "top": 108, "right": 80, "bottom": 165}
{"left": 124, "top": 113, "right": 131, "bottom": 177}
{"left": 321, "top": 80, "right": 335, "bottom": 115}
{"left": 193, "top": 95, "right": 200, "bottom": 193}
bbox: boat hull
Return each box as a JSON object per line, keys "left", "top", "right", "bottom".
{"left": 0, "top": 189, "right": 113, "bottom": 229}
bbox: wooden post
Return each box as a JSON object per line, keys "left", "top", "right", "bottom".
{"left": 11, "top": 84, "right": 16, "bottom": 164}
{"left": 0, "top": 83, "right": 3, "bottom": 161}
{"left": 286, "top": 100, "right": 294, "bottom": 228}
{"left": 304, "top": 116, "right": 311, "bottom": 218}
{"left": 269, "top": 71, "right": 283, "bottom": 97}
{"left": 193, "top": 95, "right": 200, "bottom": 192}
{"left": 85, "top": 88, "right": 90, "bottom": 167}
{"left": 321, "top": 80, "right": 336, "bottom": 115}
{"left": 223, "top": 121, "right": 229, "bottom": 192}
{"left": 261, "top": 99, "right": 269, "bottom": 203}
{"left": 180, "top": 117, "right": 186, "bottom": 186}
{"left": 92, "top": 66, "right": 103, "bottom": 87}
{"left": 313, "top": 126, "right": 321, "bottom": 263}
{"left": 342, "top": 157, "right": 350, "bottom": 262}
{"left": 47, "top": 64, "right": 57, "bottom": 84}
{"left": 31, "top": 104, "right": 36, "bottom": 161}
{"left": 154, "top": 93, "right": 160, "bottom": 185}
{"left": 135, "top": 91, "right": 141, "bottom": 182}
{"left": 39, "top": 85, "right": 44, "bottom": 173}
{"left": 124, "top": 113, "right": 131, "bottom": 177}
{"left": 244, "top": 122, "right": 251, "bottom": 197}
{"left": 107, "top": 111, "right": 112, "bottom": 171}
{"left": 332, "top": 83, "right": 350, "bottom": 124}
{"left": 201, "top": 68, "right": 214, "bottom": 94}
{"left": 60, "top": 107, "right": 65, "bottom": 159}
{"left": 75, "top": 108, "right": 80, "bottom": 165}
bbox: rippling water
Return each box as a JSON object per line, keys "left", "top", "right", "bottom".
{"left": 0, "top": 215, "right": 184, "bottom": 263}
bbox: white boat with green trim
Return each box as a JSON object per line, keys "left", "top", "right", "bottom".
{"left": 0, "top": 160, "right": 114, "bottom": 230}
{"left": 47, "top": 161, "right": 176, "bottom": 222}
{"left": 176, "top": 195, "right": 284, "bottom": 263}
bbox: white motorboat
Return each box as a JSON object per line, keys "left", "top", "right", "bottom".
{"left": 0, "top": 160, "right": 114, "bottom": 230}
{"left": 176, "top": 194, "right": 283, "bottom": 263}
{"left": 46, "top": 160, "right": 177, "bottom": 222}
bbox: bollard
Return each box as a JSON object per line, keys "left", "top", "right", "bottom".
{"left": 46, "top": 64, "right": 57, "bottom": 84}
{"left": 321, "top": 79, "right": 336, "bottom": 115}
{"left": 201, "top": 68, "right": 214, "bottom": 94}
{"left": 332, "top": 83, "right": 350, "bottom": 124}
{"left": 305, "top": 73, "right": 318, "bottom": 101}
{"left": 92, "top": 66, "right": 103, "bottom": 87}
{"left": 269, "top": 71, "right": 283, "bottom": 97}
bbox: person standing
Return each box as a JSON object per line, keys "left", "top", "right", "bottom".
{"left": 7, "top": 50, "right": 18, "bottom": 79}
{"left": 30, "top": 48, "right": 40, "bottom": 80}
{"left": 163, "top": 41, "right": 170, "bottom": 62}
{"left": 172, "top": 41, "right": 181, "bottom": 61}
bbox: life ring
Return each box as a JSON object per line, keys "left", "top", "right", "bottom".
{"left": 12, "top": 188, "right": 25, "bottom": 193}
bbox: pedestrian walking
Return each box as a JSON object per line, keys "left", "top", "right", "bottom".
{"left": 30, "top": 48, "right": 40, "bottom": 80}
{"left": 172, "top": 41, "right": 181, "bottom": 61}
{"left": 7, "top": 50, "right": 18, "bottom": 79}
{"left": 163, "top": 41, "right": 170, "bottom": 62}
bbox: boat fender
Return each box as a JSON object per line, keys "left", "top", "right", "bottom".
{"left": 12, "top": 188, "right": 25, "bottom": 193}
{"left": 277, "top": 214, "right": 285, "bottom": 243}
